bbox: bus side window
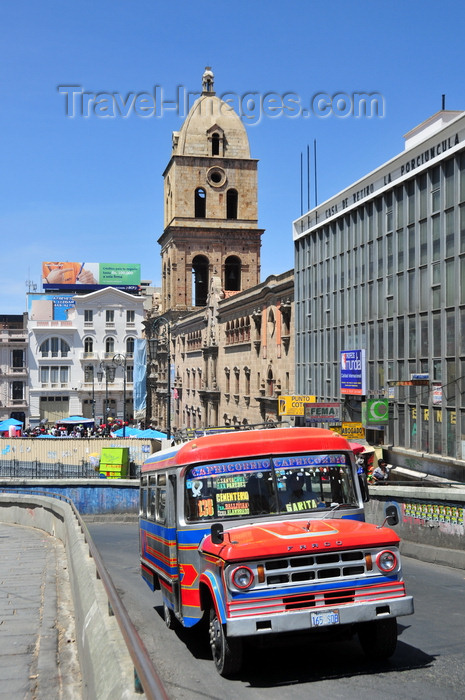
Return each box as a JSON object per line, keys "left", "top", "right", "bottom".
{"left": 156, "top": 473, "right": 167, "bottom": 523}
{"left": 148, "top": 475, "right": 157, "bottom": 519}
{"left": 156, "top": 488, "right": 166, "bottom": 522}
{"left": 140, "top": 476, "right": 148, "bottom": 516}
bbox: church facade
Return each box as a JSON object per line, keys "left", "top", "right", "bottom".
{"left": 146, "top": 69, "right": 294, "bottom": 433}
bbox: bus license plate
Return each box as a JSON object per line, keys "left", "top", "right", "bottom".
{"left": 311, "top": 609, "right": 340, "bottom": 627}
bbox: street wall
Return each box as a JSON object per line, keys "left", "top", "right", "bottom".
{"left": 0, "top": 437, "right": 160, "bottom": 468}
{"left": 0, "top": 479, "right": 139, "bottom": 514}
{"left": 0, "top": 494, "right": 140, "bottom": 700}
{"left": 366, "top": 484, "right": 465, "bottom": 569}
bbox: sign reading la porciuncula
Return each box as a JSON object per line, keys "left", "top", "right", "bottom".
{"left": 340, "top": 349, "right": 366, "bottom": 396}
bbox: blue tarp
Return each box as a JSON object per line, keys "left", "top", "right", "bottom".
{"left": 0, "top": 418, "right": 23, "bottom": 430}
{"left": 111, "top": 427, "right": 145, "bottom": 437}
{"left": 139, "top": 429, "right": 167, "bottom": 439}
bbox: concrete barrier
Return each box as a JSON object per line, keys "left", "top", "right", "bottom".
{"left": 0, "top": 479, "right": 139, "bottom": 514}
{"left": 0, "top": 494, "right": 141, "bottom": 700}
{"left": 366, "top": 484, "right": 465, "bottom": 569}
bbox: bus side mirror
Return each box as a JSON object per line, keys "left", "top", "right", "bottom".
{"left": 211, "top": 523, "right": 224, "bottom": 545}
{"left": 385, "top": 504, "right": 399, "bottom": 526}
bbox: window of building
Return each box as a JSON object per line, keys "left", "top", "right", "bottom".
{"left": 211, "top": 132, "right": 220, "bottom": 156}
{"left": 84, "top": 337, "right": 94, "bottom": 354}
{"left": 126, "top": 310, "right": 135, "bottom": 325}
{"left": 84, "top": 309, "right": 93, "bottom": 325}
{"left": 40, "top": 366, "right": 69, "bottom": 386}
{"left": 12, "top": 381, "right": 24, "bottom": 401}
{"left": 432, "top": 215, "right": 441, "bottom": 261}
{"left": 105, "top": 337, "right": 115, "bottom": 355}
{"left": 431, "top": 166, "right": 441, "bottom": 212}
{"left": 194, "top": 188, "right": 206, "bottom": 218}
{"left": 40, "top": 337, "right": 70, "bottom": 358}
{"left": 445, "top": 159, "right": 455, "bottom": 209}
{"left": 127, "top": 365, "right": 134, "bottom": 383}
{"left": 106, "top": 310, "right": 115, "bottom": 325}
{"left": 226, "top": 189, "right": 238, "bottom": 219}
{"left": 224, "top": 255, "right": 241, "bottom": 291}
{"left": 12, "top": 349, "right": 24, "bottom": 369}
{"left": 126, "top": 337, "right": 135, "bottom": 356}
{"left": 192, "top": 255, "right": 209, "bottom": 306}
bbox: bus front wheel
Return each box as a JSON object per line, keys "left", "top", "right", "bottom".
{"left": 208, "top": 606, "right": 243, "bottom": 677}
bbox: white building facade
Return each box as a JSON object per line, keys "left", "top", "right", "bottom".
{"left": 293, "top": 110, "right": 465, "bottom": 479}
{"left": 28, "top": 288, "right": 145, "bottom": 427}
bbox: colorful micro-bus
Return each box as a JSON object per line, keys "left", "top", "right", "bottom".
{"left": 139, "top": 426, "right": 413, "bottom": 677}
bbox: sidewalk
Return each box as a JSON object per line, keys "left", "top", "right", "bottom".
{"left": 0, "top": 523, "right": 82, "bottom": 699}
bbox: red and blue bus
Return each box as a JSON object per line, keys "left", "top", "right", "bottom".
{"left": 140, "top": 426, "right": 413, "bottom": 676}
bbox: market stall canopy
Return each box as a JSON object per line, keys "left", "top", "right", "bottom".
{"left": 0, "top": 418, "right": 23, "bottom": 430}
{"left": 111, "top": 427, "right": 145, "bottom": 437}
{"left": 139, "top": 429, "right": 167, "bottom": 439}
{"left": 56, "top": 416, "right": 95, "bottom": 425}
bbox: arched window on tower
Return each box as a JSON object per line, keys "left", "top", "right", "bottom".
{"left": 224, "top": 255, "right": 241, "bottom": 292}
{"left": 192, "top": 255, "right": 209, "bottom": 307}
{"left": 226, "top": 188, "right": 238, "bottom": 219}
{"left": 195, "top": 188, "right": 206, "bottom": 218}
{"left": 212, "top": 132, "right": 220, "bottom": 156}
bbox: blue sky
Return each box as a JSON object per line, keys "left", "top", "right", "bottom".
{"left": 1, "top": 0, "right": 464, "bottom": 314}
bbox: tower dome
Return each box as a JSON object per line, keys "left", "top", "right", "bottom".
{"left": 173, "top": 67, "right": 250, "bottom": 159}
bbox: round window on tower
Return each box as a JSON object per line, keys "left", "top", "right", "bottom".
{"left": 207, "top": 167, "right": 227, "bottom": 188}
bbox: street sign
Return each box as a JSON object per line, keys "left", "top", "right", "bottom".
{"left": 364, "top": 398, "right": 390, "bottom": 425}
{"left": 278, "top": 395, "right": 316, "bottom": 416}
{"left": 330, "top": 422, "right": 365, "bottom": 439}
{"left": 304, "top": 402, "right": 341, "bottom": 423}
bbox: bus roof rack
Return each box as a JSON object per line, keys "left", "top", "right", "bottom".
{"left": 173, "top": 421, "right": 291, "bottom": 444}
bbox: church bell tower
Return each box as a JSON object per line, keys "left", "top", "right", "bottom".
{"left": 158, "top": 67, "right": 264, "bottom": 313}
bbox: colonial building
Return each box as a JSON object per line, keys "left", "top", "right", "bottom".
{"left": 293, "top": 109, "right": 465, "bottom": 480}
{"left": 147, "top": 69, "right": 294, "bottom": 432}
{"left": 27, "top": 287, "right": 145, "bottom": 426}
{"left": 0, "top": 314, "right": 28, "bottom": 425}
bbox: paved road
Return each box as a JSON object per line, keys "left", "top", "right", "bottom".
{"left": 0, "top": 522, "right": 81, "bottom": 699}
{"left": 88, "top": 521, "right": 465, "bottom": 700}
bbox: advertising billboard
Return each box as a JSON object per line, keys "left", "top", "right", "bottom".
{"left": 28, "top": 293, "right": 76, "bottom": 320}
{"left": 304, "top": 402, "right": 341, "bottom": 423}
{"left": 278, "top": 395, "right": 316, "bottom": 417}
{"left": 42, "top": 262, "right": 141, "bottom": 291}
{"left": 362, "top": 398, "right": 390, "bottom": 425}
{"left": 340, "top": 349, "right": 366, "bottom": 395}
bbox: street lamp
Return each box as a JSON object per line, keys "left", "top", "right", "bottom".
{"left": 148, "top": 315, "right": 171, "bottom": 439}
{"left": 85, "top": 365, "right": 96, "bottom": 423}
{"left": 113, "top": 353, "right": 127, "bottom": 437}
{"left": 97, "top": 362, "right": 116, "bottom": 424}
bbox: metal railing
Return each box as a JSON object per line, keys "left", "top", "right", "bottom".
{"left": 0, "top": 459, "right": 100, "bottom": 479}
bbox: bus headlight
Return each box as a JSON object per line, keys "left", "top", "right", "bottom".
{"left": 231, "top": 566, "right": 255, "bottom": 589}
{"left": 376, "top": 550, "right": 398, "bottom": 573}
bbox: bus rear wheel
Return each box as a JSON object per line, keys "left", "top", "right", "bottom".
{"left": 358, "top": 617, "right": 398, "bottom": 660}
{"left": 209, "top": 606, "right": 243, "bottom": 677}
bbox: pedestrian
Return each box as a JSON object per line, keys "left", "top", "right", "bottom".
{"left": 372, "top": 459, "right": 392, "bottom": 484}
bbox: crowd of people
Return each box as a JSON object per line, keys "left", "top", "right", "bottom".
{"left": 19, "top": 420, "right": 153, "bottom": 439}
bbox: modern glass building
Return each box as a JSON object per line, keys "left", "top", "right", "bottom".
{"left": 293, "top": 110, "right": 465, "bottom": 477}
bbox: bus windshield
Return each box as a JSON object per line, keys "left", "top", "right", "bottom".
{"left": 185, "top": 453, "right": 358, "bottom": 522}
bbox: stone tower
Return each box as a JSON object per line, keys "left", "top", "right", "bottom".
{"left": 159, "top": 67, "right": 264, "bottom": 313}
